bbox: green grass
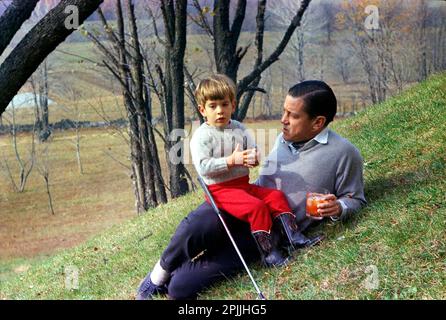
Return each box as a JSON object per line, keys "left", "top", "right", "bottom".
{"left": 1, "top": 73, "right": 446, "bottom": 300}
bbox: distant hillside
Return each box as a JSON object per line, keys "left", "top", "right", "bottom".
{"left": 0, "top": 0, "right": 114, "bottom": 17}
{"left": 0, "top": 0, "right": 289, "bottom": 34}
{"left": 0, "top": 0, "right": 264, "bottom": 45}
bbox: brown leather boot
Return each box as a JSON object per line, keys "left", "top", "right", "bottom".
{"left": 252, "top": 231, "right": 289, "bottom": 267}
{"left": 276, "top": 213, "right": 325, "bottom": 250}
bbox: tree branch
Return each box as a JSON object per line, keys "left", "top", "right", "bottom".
{"left": 231, "top": 0, "right": 247, "bottom": 42}
{"left": 103, "top": 150, "right": 131, "bottom": 171}
{"left": 0, "top": 0, "right": 105, "bottom": 115}
{"left": 0, "top": 0, "right": 40, "bottom": 56}
{"left": 184, "top": 66, "right": 204, "bottom": 123}
{"left": 190, "top": 0, "right": 214, "bottom": 41}
{"left": 237, "top": 0, "right": 311, "bottom": 100}
{"left": 245, "top": 86, "right": 266, "bottom": 94}
{"left": 0, "top": 157, "right": 19, "bottom": 192}
{"left": 160, "top": 0, "right": 175, "bottom": 47}
{"left": 97, "top": 7, "right": 120, "bottom": 45}
{"left": 235, "top": 0, "right": 266, "bottom": 120}
{"left": 146, "top": 4, "right": 167, "bottom": 47}
{"left": 55, "top": 48, "right": 105, "bottom": 66}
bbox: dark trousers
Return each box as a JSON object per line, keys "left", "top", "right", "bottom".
{"left": 160, "top": 202, "right": 260, "bottom": 300}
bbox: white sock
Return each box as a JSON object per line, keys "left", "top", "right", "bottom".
{"left": 150, "top": 260, "right": 170, "bottom": 286}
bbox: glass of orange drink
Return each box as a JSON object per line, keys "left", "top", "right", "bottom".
{"left": 306, "top": 189, "right": 329, "bottom": 220}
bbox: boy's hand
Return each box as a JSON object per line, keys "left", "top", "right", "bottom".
{"left": 244, "top": 148, "right": 260, "bottom": 168}
{"left": 226, "top": 143, "right": 245, "bottom": 167}
{"left": 226, "top": 144, "right": 260, "bottom": 168}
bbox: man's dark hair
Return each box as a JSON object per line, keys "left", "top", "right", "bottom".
{"left": 288, "top": 80, "right": 337, "bottom": 126}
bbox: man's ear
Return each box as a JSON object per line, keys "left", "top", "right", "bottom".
{"left": 231, "top": 100, "right": 236, "bottom": 112}
{"left": 313, "top": 116, "right": 326, "bottom": 131}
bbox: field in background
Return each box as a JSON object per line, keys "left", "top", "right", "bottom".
{"left": 0, "top": 120, "right": 281, "bottom": 263}
{"left": 0, "top": 128, "right": 134, "bottom": 260}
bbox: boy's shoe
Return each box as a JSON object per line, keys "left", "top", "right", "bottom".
{"left": 135, "top": 272, "right": 168, "bottom": 300}
{"left": 276, "top": 214, "right": 325, "bottom": 250}
{"left": 252, "top": 231, "right": 289, "bottom": 267}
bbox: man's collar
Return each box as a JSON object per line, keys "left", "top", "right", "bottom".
{"left": 281, "top": 127, "right": 329, "bottom": 145}
{"left": 313, "top": 127, "right": 329, "bottom": 144}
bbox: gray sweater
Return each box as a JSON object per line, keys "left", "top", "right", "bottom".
{"left": 190, "top": 120, "right": 256, "bottom": 185}
{"left": 257, "top": 129, "right": 367, "bottom": 230}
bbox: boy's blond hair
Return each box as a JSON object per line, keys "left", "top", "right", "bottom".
{"left": 194, "top": 74, "right": 236, "bottom": 106}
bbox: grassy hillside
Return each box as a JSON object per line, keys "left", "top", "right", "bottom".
{"left": 1, "top": 73, "right": 445, "bottom": 300}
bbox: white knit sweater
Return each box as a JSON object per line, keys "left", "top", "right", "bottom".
{"left": 190, "top": 120, "right": 256, "bottom": 185}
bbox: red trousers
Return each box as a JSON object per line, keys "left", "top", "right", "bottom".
{"left": 205, "top": 176, "right": 292, "bottom": 233}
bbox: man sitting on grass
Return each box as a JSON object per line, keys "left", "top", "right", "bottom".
{"left": 136, "top": 80, "right": 367, "bottom": 300}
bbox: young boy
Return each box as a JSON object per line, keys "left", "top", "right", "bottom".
{"left": 136, "top": 74, "right": 307, "bottom": 300}
{"left": 189, "top": 74, "right": 300, "bottom": 267}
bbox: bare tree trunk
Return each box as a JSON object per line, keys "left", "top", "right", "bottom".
{"left": 320, "top": 1, "right": 337, "bottom": 45}
{"left": 442, "top": 24, "right": 446, "bottom": 71}
{"left": 30, "top": 77, "right": 42, "bottom": 134}
{"left": 75, "top": 126, "right": 83, "bottom": 175}
{"left": 161, "top": 0, "right": 189, "bottom": 198}
{"left": 356, "top": 36, "right": 378, "bottom": 104}
{"left": 89, "top": 0, "right": 167, "bottom": 213}
{"left": 262, "top": 69, "right": 273, "bottom": 117}
{"left": 334, "top": 46, "right": 351, "bottom": 85}
{"left": 236, "top": 0, "right": 266, "bottom": 122}
{"left": 251, "top": 93, "right": 256, "bottom": 119}
{"left": 71, "top": 93, "right": 84, "bottom": 175}
{"left": 38, "top": 145, "right": 55, "bottom": 215}
{"left": 212, "top": 0, "right": 247, "bottom": 82}
{"left": 143, "top": 84, "right": 168, "bottom": 204}
{"left": 269, "top": 0, "right": 310, "bottom": 88}
{"left": 297, "top": 30, "right": 305, "bottom": 82}
{"left": 116, "top": 1, "right": 148, "bottom": 213}
{"left": 281, "top": 67, "right": 285, "bottom": 97}
{"left": 44, "top": 174, "right": 55, "bottom": 215}
{"left": 417, "top": 0, "right": 429, "bottom": 81}
{"left": 319, "top": 53, "right": 324, "bottom": 81}
{"left": 385, "top": 37, "right": 403, "bottom": 93}
{"left": 30, "top": 60, "right": 52, "bottom": 142}
{"left": 126, "top": 0, "right": 158, "bottom": 208}
{"left": 39, "top": 61, "right": 51, "bottom": 142}
{"left": 375, "top": 32, "right": 387, "bottom": 102}
{"left": 259, "top": 94, "right": 263, "bottom": 118}
{"left": 0, "top": 103, "right": 36, "bottom": 193}
{"left": 184, "top": 67, "right": 204, "bottom": 124}
{"left": 432, "top": 19, "right": 445, "bottom": 72}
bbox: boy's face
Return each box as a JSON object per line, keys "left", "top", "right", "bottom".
{"left": 199, "top": 97, "right": 236, "bottom": 128}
